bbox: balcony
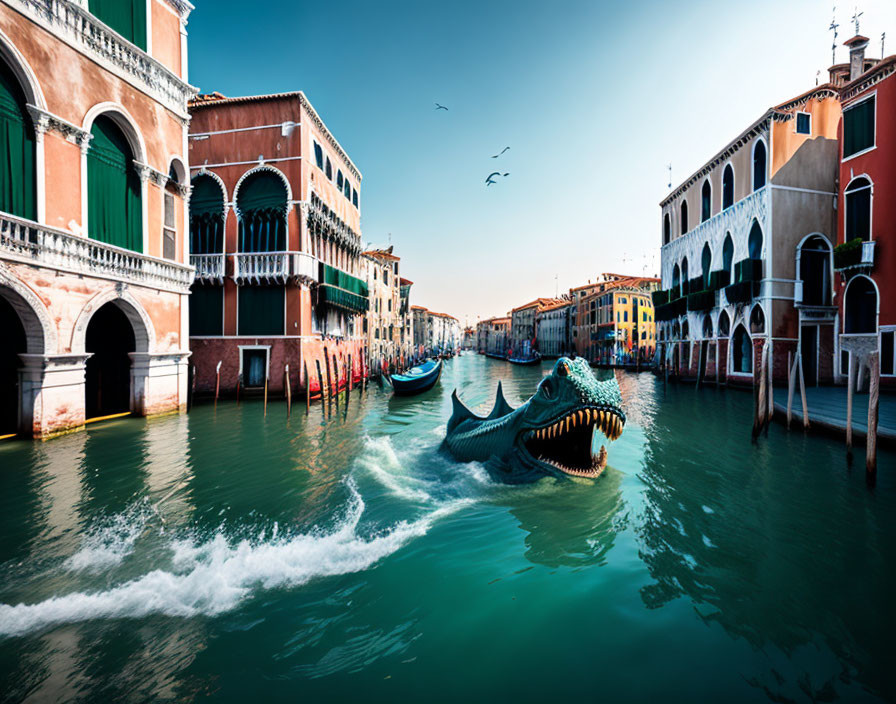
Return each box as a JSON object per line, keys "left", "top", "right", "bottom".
{"left": 724, "top": 258, "right": 762, "bottom": 304}
{"left": 232, "top": 252, "right": 319, "bottom": 285}
{"left": 833, "top": 238, "right": 875, "bottom": 272}
{"left": 191, "top": 254, "right": 225, "bottom": 283}
{"left": 9, "top": 0, "right": 195, "bottom": 118}
{"left": 0, "top": 211, "right": 193, "bottom": 293}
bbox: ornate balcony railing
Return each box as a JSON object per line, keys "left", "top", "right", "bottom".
{"left": 0, "top": 212, "right": 194, "bottom": 292}
{"left": 232, "top": 252, "right": 320, "bottom": 285}
{"left": 8, "top": 0, "right": 195, "bottom": 118}
{"left": 190, "top": 254, "right": 225, "bottom": 282}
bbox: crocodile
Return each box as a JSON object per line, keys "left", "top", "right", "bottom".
{"left": 445, "top": 357, "right": 626, "bottom": 482}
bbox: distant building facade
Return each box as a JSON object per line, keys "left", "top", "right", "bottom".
{"left": 0, "top": 0, "right": 194, "bottom": 437}
{"left": 536, "top": 301, "right": 572, "bottom": 357}
{"left": 363, "top": 247, "right": 402, "bottom": 368}
{"left": 579, "top": 280, "right": 658, "bottom": 365}
{"left": 511, "top": 298, "right": 562, "bottom": 356}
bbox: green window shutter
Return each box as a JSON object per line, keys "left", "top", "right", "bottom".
{"left": 189, "top": 174, "right": 225, "bottom": 254}
{"left": 0, "top": 61, "right": 36, "bottom": 220}
{"left": 238, "top": 286, "right": 284, "bottom": 335}
{"left": 88, "top": 0, "right": 147, "bottom": 50}
{"left": 88, "top": 115, "right": 142, "bottom": 252}
{"left": 843, "top": 98, "right": 875, "bottom": 158}
{"left": 189, "top": 285, "right": 223, "bottom": 336}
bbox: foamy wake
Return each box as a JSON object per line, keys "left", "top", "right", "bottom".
{"left": 0, "top": 483, "right": 465, "bottom": 639}
{"left": 64, "top": 501, "right": 152, "bottom": 573}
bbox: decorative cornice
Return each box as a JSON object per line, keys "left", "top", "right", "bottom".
{"left": 298, "top": 93, "right": 361, "bottom": 182}
{"left": 660, "top": 117, "right": 769, "bottom": 208}
{"left": 25, "top": 104, "right": 92, "bottom": 148}
{"left": 163, "top": 0, "right": 193, "bottom": 22}
{"left": 840, "top": 58, "right": 896, "bottom": 103}
{"left": 771, "top": 87, "right": 839, "bottom": 118}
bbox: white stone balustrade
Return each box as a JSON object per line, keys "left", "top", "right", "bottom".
{"left": 9, "top": 0, "right": 195, "bottom": 118}
{"left": 190, "top": 254, "right": 225, "bottom": 282}
{"left": 232, "top": 252, "right": 319, "bottom": 285}
{"left": 0, "top": 212, "right": 194, "bottom": 292}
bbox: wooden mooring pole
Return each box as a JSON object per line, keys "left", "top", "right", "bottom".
{"left": 324, "top": 348, "right": 333, "bottom": 408}
{"left": 332, "top": 353, "right": 340, "bottom": 410}
{"left": 315, "top": 359, "right": 326, "bottom": 410}
{"left": 786, "top": 351, "right": 795, "bottom": 429}
{"left": 285, "top": 364, "right": 292, "bottom": 418}
{"left": 263, "top": 373, "right": 269, "bottom": 418}
{"left": 867, "top": 351, "right": 880, "bottom": 478}
{"left": 304, "top": 361, "right": 310, "bottom": 415}
{"left": 215, "top": 360, "right": 222, "bottom": 407}
{"left": 752, "top": 342, "right": 768, "bottom": 441}
{"left": 798, "top": 353, "right": 810, "bottom": 429}
{"left": 846, "top": 351, "right": 854, "bottom": 452}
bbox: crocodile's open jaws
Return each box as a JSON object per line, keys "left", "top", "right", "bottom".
{"left": 520, "top": 405, "right": 623, "bottom": 478}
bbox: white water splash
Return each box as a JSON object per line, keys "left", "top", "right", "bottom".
{"left": 0, "top": 483, "right": 467, "bottom": 639}
{"left": 64, "top": 501, "right": 152, "bottom": 573}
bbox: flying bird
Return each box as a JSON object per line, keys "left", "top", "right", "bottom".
{"left": 485, "top": 172, "right": 501, "bottom": 186}
{"left": 434, "top": 103, "right": 448, "bottom": 111}
{"left": 491, "top": 147, "right": 510, "bottom": 158}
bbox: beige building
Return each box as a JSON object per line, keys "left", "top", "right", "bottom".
{"left": 362, "top": 247, "right": 406, "bottom": 369}
{"left": 656, "top": 83, "right": 841, "bottom": 386}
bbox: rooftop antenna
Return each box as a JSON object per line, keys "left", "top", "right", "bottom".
{"left": 830, "top": 6, "right": 840, "bottom": 65}
{"left": 882, "top": 32, "right": 886, "bottom": 57}
{"left": 666, "top": 163, "right": 672, "bottom": 189}
{"left": 852, "top": 5, "right": 863, "bottom": 35}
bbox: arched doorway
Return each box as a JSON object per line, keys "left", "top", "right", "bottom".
{"left": 0, "top": 295, "right": 26, "bottom": 436}
{"left": 85, "top": 303, "right": 136, "bottom": 419}
{"left": 844, "top": 276, "right": 878, "bottom": 334}
{"left": 798, "top": 236, "right": 832, "bottom": 306}
{"left": 733, "top": 324, "right": 752, "bottom": 374}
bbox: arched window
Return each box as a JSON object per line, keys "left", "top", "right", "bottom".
{"left": 682, "top": 321, "right": 689, "bottom": 339}
{"left": 325, "top": 157, "right": 332, "bottom": 181}
{"left": 718, "top": 310, "right": 730, "bottom": 337}
{"left": 663, "top": 213, "right": 671, "bottom": 245}
{"left": 753, "top": 140, "right": 767, "bottom": 191}
{"left": 844, "top": 276, "right": 878, "bottom": 334}
{"left": 748, "top": 220, "right": 763, "bottom": 259}
{"left": 88, "top": 115, "right": 142, "bottom": 252}
{"left": 672, "top": 263, "right": 680, "bottom": 298}
{"left": 236, "top": 171, "right": 287, "bottom": 252}
{"left": 672, "top": 321, "right": 681, "bottom": 338}
{"left": 702, "top": 315, "right": 713, "bottom": 339}
{"left": 701, "top": 243, "right": 712, "bottom": 288}
{"left": 343, "top": 177, "right": 351, "bottom": 199}
{"left": 336, "top": 170, "right": 343, "bottom": 190}
{"left": 0, "top": 58, "right": 36, "bottom": 220}
{"left": 701, "top": 180, "right": 711, "bottom": 222}
{"left": 722, "top": 164, "right": 734, "bottom": 209}
{"left": 750, "top": 305, "right": 765, "bottom": 334}
{"left": 190, "top": 174, "right": 225, "bottom": 254}
{"left": 722, "top": 233, "right": 734, "bottom": 285}
{"left": 844, "top": 177, "right": 872, "bottom": 241}
{"left": 733, "top": 325, "right": 752, "bottom": 373}
{"left": 798, "top": 235, "right": 831, "bottom": 306}
{"left": 89, "top": 0, "right": 147, "bottom": 49}
{"left": 681, "top": 257, "right": 689, "bottom": 295}
{"left": 680, "top": 201, "right": 688, "bottom": 235}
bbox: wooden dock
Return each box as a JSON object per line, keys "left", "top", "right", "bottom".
{"left": 772, "top": 386, "right": 896, "bottom": 443}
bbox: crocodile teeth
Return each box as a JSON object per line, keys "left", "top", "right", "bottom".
{"left": 565, "top": 417, "right": 571, "bottom": 432}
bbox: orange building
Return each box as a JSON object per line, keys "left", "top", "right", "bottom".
{"left": 187, "top": 92, "right": 367, "bottom": 396}
{"left": 0, "top": 0, "right": 194, "bottom": 438}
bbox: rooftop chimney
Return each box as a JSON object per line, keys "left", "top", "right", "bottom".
{"left": 845, "top": 35, "right": 870, "bottom": 81}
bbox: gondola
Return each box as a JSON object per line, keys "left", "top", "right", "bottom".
{"left": 389, "top": 358, "right": 443, "bottom": 396}
{"left": 508, "top": 352, "right": 542, "bottom": 365}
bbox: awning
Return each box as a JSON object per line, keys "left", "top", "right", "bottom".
{"left": 318, "top": 263, "right": 369, "bottom": 312}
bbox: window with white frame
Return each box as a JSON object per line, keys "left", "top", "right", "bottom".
{"left": 796, "top": 112, "right": 811, "bottom": 135}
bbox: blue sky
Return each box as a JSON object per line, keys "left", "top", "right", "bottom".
{"left": 188, "top": 0, "right": 895, "bottom": 325}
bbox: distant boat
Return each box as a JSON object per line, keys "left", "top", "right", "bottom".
{"left": 508, "top": 351, "right": 542, "bottom": 365}
{"left": 390, "top": 358, "right": 442, "bottom": 396}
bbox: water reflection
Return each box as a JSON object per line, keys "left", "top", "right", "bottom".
{"left": 635, "top": 382, "right": 896, "bottom": 701}
{"left": 508, "top": 469, "right": 626, "bottom": 568}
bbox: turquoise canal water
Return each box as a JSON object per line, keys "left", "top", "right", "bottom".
{"left": 1, "top": 354, "right": 895, "bottom": 702}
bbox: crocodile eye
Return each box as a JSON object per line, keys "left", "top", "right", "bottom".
{"left": 557, "top": 362, "right": 569, "bottom": 377}
{"left": 540, "top": 378, "right": 554, "bottom": 399}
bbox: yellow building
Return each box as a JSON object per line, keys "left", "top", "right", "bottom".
{"left": 580, "top": 277, "right": 659, "bottom": 365}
